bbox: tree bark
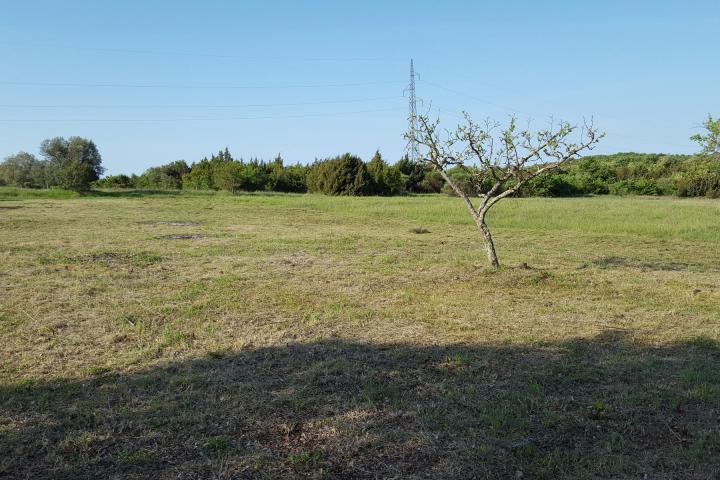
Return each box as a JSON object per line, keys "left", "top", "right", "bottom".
{"left": 437, "top": 166, "right": 501, "bottom": 268}
{"left": 475, "top": 212, "right": 499, "bottom": 268}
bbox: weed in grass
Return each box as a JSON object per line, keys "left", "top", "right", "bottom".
{"left": 0, "top": 313, "right": 23, "bottom": 334}
{"left": 82, "top": 365, "right": 111, "bottom": 376}
{"left": 155, "top": 234, "right": 206, "bottom": 240}
{"left": 686, "top": 383, "right": 720, "bottom": 402}
{"left": 683, "top": 431, "right": 720, "bottom": 465}
{"left": 602, "top": 432, "right": 626, "bottom": 453}
{"left": 356, "top": 381, "right": 402, "bottom": 405}
{"left": 287, "top": 450, "right": 321, "bottom": 471}
{"left": 118, "top": 314, "right": 146, "bottom": 335}
{"left": 59, "top": 430, "right": 101, "bottom": 454}
{"left": 589, "top": 401, "right": 610, "bottom": 419}
{"left": 115, "top": 449, "right": 157, "bottom": 470}
{"left": 202, "top": 436, "right": 233, "bottom": 457}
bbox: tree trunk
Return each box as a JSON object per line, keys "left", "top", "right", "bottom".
{"left": 437, "top": 166, "right": 501, "bottom": 268}
{"left": 475, "top": 213, "right": 499, "bottom": 268}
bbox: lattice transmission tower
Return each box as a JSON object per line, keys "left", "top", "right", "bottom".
{"left": 407, "top": 58, "right": 419, "bottom": 162}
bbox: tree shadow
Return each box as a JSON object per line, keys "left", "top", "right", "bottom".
{"left": 86, "top": 189, "right": 305, "bottom": 199}
{"left": 86, "top": 189, "right": 184, "bottom": 198}
{"left": 585, "top": 256, "right": 709, "bottom": 272}
{"left": 1, "top": 332, "right": 718, "bottom": 479}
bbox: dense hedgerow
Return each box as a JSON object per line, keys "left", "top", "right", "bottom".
{"left": 437, "top": 153, "right": 720, "bottom": 198}
{"left": 4, "top": 139, "right": 720, "bottom": 198}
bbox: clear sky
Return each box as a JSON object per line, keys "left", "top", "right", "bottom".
{"left": 1, "top": 0, "right": 718, "bottom": 175}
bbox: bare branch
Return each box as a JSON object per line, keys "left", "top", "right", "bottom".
{"left": 411, "top": 113, "right": 603, "bottom": 267}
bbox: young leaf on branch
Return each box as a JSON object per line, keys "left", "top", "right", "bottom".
{"left": 407, "top": 114, "right": 603, "bottom": 267}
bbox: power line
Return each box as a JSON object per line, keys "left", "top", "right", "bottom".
{"left": 0, "top": 106, "right": 403, "bottom": 122}
{"left": 0, "top": 96, "right": 403, "bottom": 109}
{"left": 419, "top": 79, "right": 530, "bottom": 116}
{"left": 0, "top": 80, "right": 403, "bottom": 90}
{"left": 0, "top": 41, "right": 403, "bottom": 63}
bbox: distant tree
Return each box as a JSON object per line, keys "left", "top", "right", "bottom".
{"left": 691, "top": 114, "right": 720, "bottom": 156}
{"left": 366, "top": 150, "right": 402, "bottom": 195}
{"left": 0, "top": 152, "right": 47, "bottom": 188}
{"left": 275, "top": 165, "right": 308, "bottom": 193}
{"left": 40, "top": 137, "right": 104, "bottom": 191}
{"left": 137, "top": 160, "right": 189, "bottom": 189}
{"left": 409, "top": 114, "right": 602, "bottom": 267}
{"left": 269, "top": 154, "right": 307, "bottom": 193}
{"left": 220, "top": 147, "right": 233, "bottom": 162}
{"left": 213, "top": 161, "right": 245, "bottom": 192}
{"left": 182, "top": 159, "right": 215, "bottom": 190}
{"left": 441, "top": 166, "right": 481, "bottom": 197}
{"left": 418, "top": 169, "right": 444, "bottom": 193}
{"left": 396, "top": 154, "right": 429, "bottom": 192}
{"left": 96, "top": 174, "right": 135, "bottom": 189}
{"left": 242, "top": 159, "right": 272, "bottom": 191}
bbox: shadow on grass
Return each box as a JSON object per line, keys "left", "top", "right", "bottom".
{"left": 88, "top": 189, "right": 305, "bottom": 199}
{"left": 587, "top": 255, "right": 704, "bottom": 272}
{"left": 0, "top": 188, "right": 185, "bottom": 201}
{"left": 1, "top": 332, "right": 718, "bottom": 479}
{"left": 85, "top": 189, "right": 185, "bottom": 198}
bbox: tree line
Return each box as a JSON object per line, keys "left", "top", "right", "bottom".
{"left": 1, "top": 115, "right": 718, "bottom": 197}
{"left": 445, "top": 151, "right": 720, "bottom": 198}
{"left": 94, "top": 149, "right": 445, "bottom": 195}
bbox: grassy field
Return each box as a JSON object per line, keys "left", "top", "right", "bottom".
{"left": 1, "top": 189, "right": 719, "bottom": 479}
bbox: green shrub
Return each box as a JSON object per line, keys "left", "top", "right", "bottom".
{"left": 609, "top": 178, "right": 661, "bottom": 196}
{"left": 676, "top": 173, "right": 720, "bottom": 197}
{"left": 307, "top": 154, "right": 371, "bottom": 195}
{"left": 366, "top": 151, "right": 403, "bottom": 195}
{"left": 136, "top": 161, "right": 189, "bottom": 189}
{"left": 419, "top": 170, "right": 444, "bottom": 193}
{"left": 271, "top": 165, "right": 307, "bottom": 193}
{"left": 95, "top": 174, "right": 136, "bottom": 189}
{"left": 182, "top": 160, "right": 215, "bottom": 190}
{"left": 524, "top": 173, "right": 585, "bottom": 197}
{"left": 396, "top": 155, "right": 437, "bottom": 193}
{"left": 442, "top": 166, "right": 479, "bottom": 196}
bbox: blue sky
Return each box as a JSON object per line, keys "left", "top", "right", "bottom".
{"left": 1, "top": 1, "right": 718, "bottom": 175}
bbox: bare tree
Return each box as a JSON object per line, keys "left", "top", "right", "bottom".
{"left": 409, "top": 114, "right": 602, "bottom": 268}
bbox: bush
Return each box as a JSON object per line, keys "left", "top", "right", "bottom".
{"left": 271, "top": 165, "right": 307, "bottom": 193}
{"left": 307, "top": 154, "right": 370, "bottom": 195}
{"left": 676, "top": 172, "right": 720, "bottom": 197}
{"left": 136, "top": 161, "right": 189, "bottom": 189}
{"left": 441, "top": 167, "right": 477, "bottom": 196}
{"left": 366, "top": 151, "right": 403, "bottom": 195}
{"left": 182, "top": 160, "right": 215, "bottom": 190}
{"left": 523, "top": 173, "right": 585, "bottom": 197}
{"left": 609, "top": 178, "right": 661, "bottom": 196}
{"left": 419, "top": 170, "right": 444, "bottom": 193}
{"left": 95, "top": 174, "right": 136, "bottom": 188}
{"left": 396, "top": 155, "right": 431, "bottom": 193}
{"left": 213, "top": 161, "right": 246, "bottom": 192}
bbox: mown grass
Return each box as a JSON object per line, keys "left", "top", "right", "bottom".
{"left": 0, "top": 189, "right": 719, "bottom": 479}
{"left": 0, "top": 186, "right": 80, "bottom": 201}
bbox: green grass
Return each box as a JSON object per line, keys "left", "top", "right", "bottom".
{"left": 1, "top": 189, "right": 719, "bottom": 479}
{"left": 0, "top": 186, "right": 80, "bottom": 200}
